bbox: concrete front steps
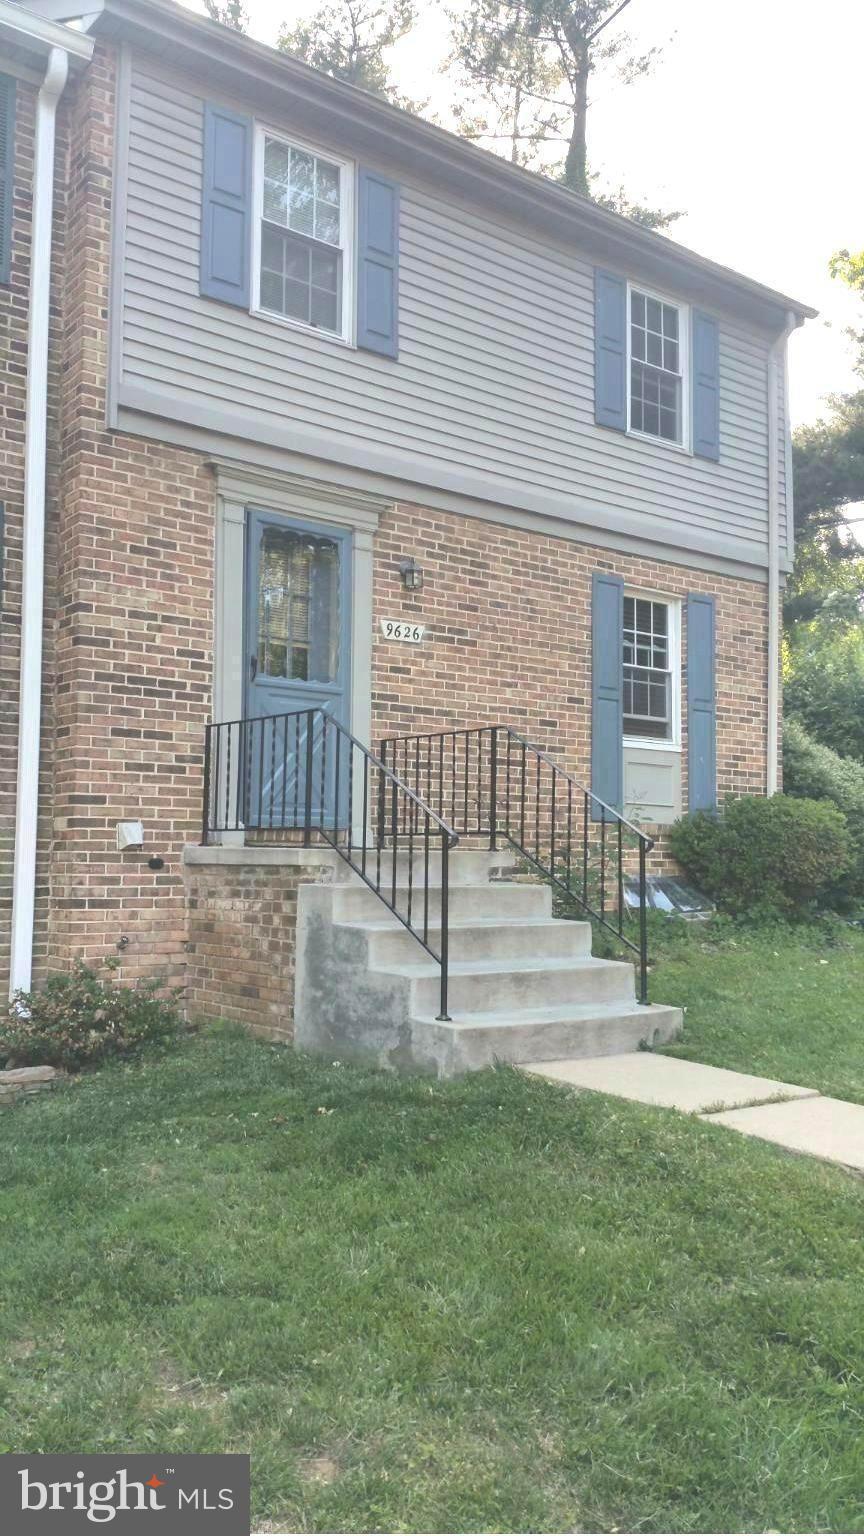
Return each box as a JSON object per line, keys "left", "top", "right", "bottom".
{"left": 295, "top": 848, "right": 681, "bottom": 1076}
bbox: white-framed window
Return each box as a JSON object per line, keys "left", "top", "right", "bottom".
{"left": 627, "top": 284, "right": 688, "bottom": 448}
{"left": 623, "top": 592, "right": 681, "bottom": 747}
{"left": 252, "top": 126, "right": 354, "bottom": 344}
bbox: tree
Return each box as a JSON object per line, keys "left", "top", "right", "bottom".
{"left": 786, "top": 250, "right": 864, "bottom": 631}
{"left": 278, "top": 0, "right": 417, "bottom": 100}
{"left": 445, "top": 0, "right": 677, "bottom": 226}
{"left": 203, "top": 0, "right": 248, "bottom": 30}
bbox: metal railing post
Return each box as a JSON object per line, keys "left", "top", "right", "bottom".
{"left": 303, "top": 709, "right": 315, "bottom": 847}
{"left": 201, "top": 723, "right": 212, "bottom": 845}
{"left": 488, "top": 726, "right": 498, "bottom": 849}
{"left": 437, "top": 834, "right": 451, "bottom": 1021}
{"left": 639, "top": 836, "right": 649, "bottom": 1004}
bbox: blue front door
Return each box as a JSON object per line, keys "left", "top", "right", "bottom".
{"left": 244, "top": 509, "right": 352, "bottom": 828}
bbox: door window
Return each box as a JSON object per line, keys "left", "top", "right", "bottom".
{"left": 256, "top": 525, "right": 341, "bottom": 684}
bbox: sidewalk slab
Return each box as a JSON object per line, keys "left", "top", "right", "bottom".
{"left": 521, "top": 1052, "right": 817, "bottom": 1114}
{"left": 705, "top": 1095, "right": 864, "bottom": 1171}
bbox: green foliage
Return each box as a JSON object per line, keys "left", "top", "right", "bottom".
{"left": 668, "top": 795, "right": 851, "bottom": 918}
{"left": 783, "top": 718, "right": 864, "bottom": 903}
{"left": 203, "top": 0, "right": 247, "bottom": 31}
{"left": 278, "top": 0, "right": 416, "bottom": 100}
{"left": 784, "top": 618, "right": 864, "bottom": 761}
{"left": 2, "top": 960, "right": 183, "bottom": 1072}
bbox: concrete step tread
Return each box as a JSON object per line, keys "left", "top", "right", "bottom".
{"left": 414, "top": 1002, "right": 680, "bottom": 1028}
{"left": 375, "top": 954, "right": 632, "bottom": 980}
{"left": 334, "top": 915, "right": 589, "bottom": 934}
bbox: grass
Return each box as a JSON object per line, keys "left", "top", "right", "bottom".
{"left": 2, "top": 989, "right": 864, "bottom": 1532}
{"left": 644, "top": 915, "right": 864, "bottom": 1102}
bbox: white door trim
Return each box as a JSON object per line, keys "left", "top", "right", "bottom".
{"left": 211, "top": 462, "right": 389, "bottom": 769}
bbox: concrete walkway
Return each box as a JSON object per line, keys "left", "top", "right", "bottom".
{"left": 522, "top": 1054, "right": 864, "bottom": 1173}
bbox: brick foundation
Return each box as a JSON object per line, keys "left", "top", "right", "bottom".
{"left": 183, "top": 852, "right": 334, "bottom": 1040}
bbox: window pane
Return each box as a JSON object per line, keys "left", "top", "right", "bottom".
{"left": 282, "top": 277, "right": 310, "bottom": 323}
{"left": 257, "top": 526, "right": 341, "bottom": 684}
{"left": 261, "top": 224, "right": 284, "bottom": 270}
{"left": 290, "top": 147, "right": 315, "bottom": 194}
{"left": 631, "top": 290, "right": 645, "bottom": 325}
{"left": 663, "top": 303, "right": 678, "bottom": 339}
{"left": 264, "top": 138, "right": 291, "bottom": 184}
{"left": 263, "top": 179, "right": 288, "bottom": 225}
{"left": 316, "top": 159, "right": 340, "bottom": 206}
{"left": 311, "top": 245, "right": 339, "bottom": 291}
{"left": 631, "top": 326, "right": 645, "bottom": 361}
{"left": 259, "top": 227, "right": 342, "bottom": 334}
{"left": 288, "top": 184, "right": 314, "bottom": 236}
{"left": 314, "top": 201, "right": 340, "bottom": 245}
{"left": 663, "top": 338, "right": 679, "bottom": 373}
{"left": 310, "top": 286, "right": 339, "bottom": 331}
{"left": 646, "top": 297, "right": 662, "bottom": 332}
{"left": 260, "top": 269, "right": 283, "bottom": 313}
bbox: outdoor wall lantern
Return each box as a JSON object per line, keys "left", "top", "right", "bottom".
{"left": 399, "top": 557, "right": 424, "bottom": 592}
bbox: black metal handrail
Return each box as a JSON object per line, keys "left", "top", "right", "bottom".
{"left": 202, "top": 708, "right": 459, "bottom": 1020}
{"left": 380, "top": 725, "right": 654, "bottom": 1004}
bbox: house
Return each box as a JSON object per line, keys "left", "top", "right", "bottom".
{"left": 0, "top": 0, "right": 814, "bottom": 1071}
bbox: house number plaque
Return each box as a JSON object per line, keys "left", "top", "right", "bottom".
{"left": 379, "top": 618, "right": 426, "bottom": 643}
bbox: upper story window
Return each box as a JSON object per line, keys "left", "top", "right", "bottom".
{"left": 254, "top": 129, "right": 353, "bottom": 342}
{"left": 623, "top": 594, "right": 680, "bottom": 744}
{"left": 628, "top": 286, "right": 688, "bottom": 446}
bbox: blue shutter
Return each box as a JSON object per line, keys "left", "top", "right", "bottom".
{"left": 687, "top": 593, "right": 717, "bottom": 812}
{"left": 357, "top": 168, "right": 399, "bottom": 358}
{"left": 594, "top": 269, "right": 627, "bottom": 431}
{"left": 200, "top": 102, "right": 252, "bottom": 307}
{"left": 591, "top": 571, "right": 624, "bottom": 817}
{"left": 0, "top": 74, "right": 16, "bottom": 285}
{"left": 692, "top": 310, "right": 720, "bottom": 460}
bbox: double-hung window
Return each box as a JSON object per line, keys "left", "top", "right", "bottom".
{"left": 623, "top": 594, "right": 680, "bottom": 744}
{"left": 255, "top": 129, "right": 353, "bottom": 342}
{"left": 628, "top": 286, "right": 687, "bottom": 446}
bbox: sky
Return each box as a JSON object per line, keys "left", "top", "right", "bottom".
{"left": 188, "top": 0, "right": 862, "bottom": 430}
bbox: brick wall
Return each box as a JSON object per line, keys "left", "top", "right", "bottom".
{"left": 47, "top": 48, "right": 215, "bottom": 989}
{"left": 184, "top": 854, "right": 333, "bottom": 1039}
{"left": 371, "top": 504, "right": 770, "bottom": 863}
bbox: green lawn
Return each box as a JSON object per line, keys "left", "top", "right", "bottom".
{"left": 648, "top": 917, "right": 864, "bottom": 1101}
{"left": 2, "top": 937, "right": 864, "bottom": 1534}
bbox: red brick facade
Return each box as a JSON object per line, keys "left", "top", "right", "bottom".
{"left": 0, "top": 43, "right": 773, "bottom": 1021}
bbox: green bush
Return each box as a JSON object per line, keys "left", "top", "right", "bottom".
{"left": 2, "top": 959, "right": 183, "bottom": 1072}
{"left": 783, "top": 718, "right": 864, "bottom": 905}
{"left": 668, "top": 794, "right": 851, "bottom": 918}
{"left": 785, "top": 622, "right": 864, "bottom": 761}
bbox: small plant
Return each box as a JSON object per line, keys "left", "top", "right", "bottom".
{"left": 1, "top": 959, "right": 183, "bottom": 1072}
{"left": 668, "top": 794, "right": 851, "bottom": 918}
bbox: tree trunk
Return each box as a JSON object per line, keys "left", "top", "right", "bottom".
{"left": 562, "top": 34, "right": 590, "bottom": 195}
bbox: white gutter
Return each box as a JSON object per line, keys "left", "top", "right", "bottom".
{"left": 766, "top": 309, "right": 799, "bottom": 797}
{"left": 9, "top": 47, "right": 71, "bottom": 999}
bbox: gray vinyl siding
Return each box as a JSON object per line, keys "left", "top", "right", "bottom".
{"left": 118, "top": 57, "right": 786, "bottom": 574}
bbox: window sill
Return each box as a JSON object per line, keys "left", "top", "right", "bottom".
{"left": 626, "top": 427, "right": 693, "bottom": 458}
{"left": 623, "top": 737, "right": 682, "bottom": 753}
{"left": 251, "top": 306, "right": 355, "bottom": 350}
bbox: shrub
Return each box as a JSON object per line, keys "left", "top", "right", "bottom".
{"left": 668, "top": 794, "right": 851, "bottom": 918}
{"left": 783, "top": 718, "right": 864, "bottom": 905}
{"left": 1, "top": 959, "right": 183, "bottom": 1072}
{"left": 785, "top": 622, "right": 864, "bottom": 762}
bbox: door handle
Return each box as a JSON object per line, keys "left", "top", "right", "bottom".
{"left": 249, "top": 655, "right": 258, "bottom": 680}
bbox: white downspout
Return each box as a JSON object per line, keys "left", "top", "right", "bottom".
{"left": 9, "top": 47, "right": 69, "bottom": 999}
{"left": 766, "top": 309, "right": 798, "bottom": 798}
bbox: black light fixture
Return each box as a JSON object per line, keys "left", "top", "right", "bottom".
{"left": 399, "top": 557, "right": 424, "bottom": 592}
